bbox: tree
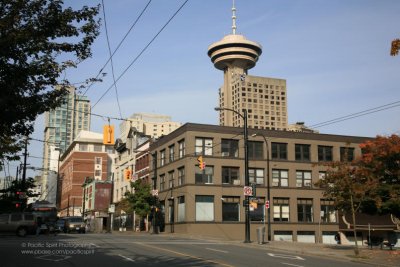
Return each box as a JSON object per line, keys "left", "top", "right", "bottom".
{"left": 0, "top": 0, "right": 100, "bottom": 161}
{"left": 358, "top": 135, "right": 400, "bottom": 217}
{"left": 391, "top": 39, "right": 400, "bottom": 56}
{"left": 317, "top": 160, "right": 379, "bottom": 256}
{"left": 124, "top": 180, "right": 154, "bottom": 218}
{"left": 0, "top": 177, "right": 39, "bottom": 213}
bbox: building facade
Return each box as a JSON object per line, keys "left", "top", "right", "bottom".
{"left": 58, "top": 131, "right": 114, "bottom": 217}
{"left": 150, "top": 123, "right": 369, "bottom": 242}
{"left": 41, "top": 86, "right": 91, "bottom": 203}
{"left": 119, "top": 113, "right": 181, "bottom": 140}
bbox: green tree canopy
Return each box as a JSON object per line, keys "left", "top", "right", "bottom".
{"left": 124, "top": 180, "right": 154, "bottom": 218}
{"left": 0, "top": 0, "right": 100, "bottom": 161}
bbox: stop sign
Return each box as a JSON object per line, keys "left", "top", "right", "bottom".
{"left": 265, "top": 200, "right": 270, "bottom": 209}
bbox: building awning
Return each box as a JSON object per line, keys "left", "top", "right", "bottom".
{"left": 339, "top": 212, "right": 399, "bottom": 231}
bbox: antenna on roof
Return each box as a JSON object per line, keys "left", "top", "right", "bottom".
{"left": 232, "top": 0, "right": 237, "bottom": 35}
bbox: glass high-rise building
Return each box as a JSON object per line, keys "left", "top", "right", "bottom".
{"left": 40, "top": 86, "right": 91, "bottom": 203}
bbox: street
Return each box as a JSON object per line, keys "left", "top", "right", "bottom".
{"left": 0, "top": 233, "right": 372, "bottom": 267}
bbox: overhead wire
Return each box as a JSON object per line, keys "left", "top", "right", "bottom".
{"left": 82, "top": 0, "right": 153, "bottom": 96}
{"left": 101, "top": 0, "right": 123, "bottom": 119}
{"left": 92, "top": 0, "right": 190, "bottom": 109}
{"left": 309, "top": 100, "right": 400, "bottom": 129}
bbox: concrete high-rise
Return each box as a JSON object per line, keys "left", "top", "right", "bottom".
{"left": 41, "top": 86, "right": 91, "bottom": 203}
{"left": 208, "top": 1, "right": 288, "bottom": 130}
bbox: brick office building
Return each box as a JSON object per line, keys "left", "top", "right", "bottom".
{"left": 58, "top": 131, "right": 114, "bottom": 217}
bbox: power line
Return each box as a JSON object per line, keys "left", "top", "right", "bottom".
{"left": 92, "top": 0, "right": 190, "bottom": 109}
{"left": 101, "top": 0, "right": 123, "bottom": 119}
{"left": 82, "top": 0, "right": 153, "bottom": 96}
{"left": 310, "top": 100, "right": 400, "bottom": 129}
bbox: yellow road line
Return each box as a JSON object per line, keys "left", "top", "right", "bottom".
{"left": 137, "top": 242, "right": 235, "bottom": 267}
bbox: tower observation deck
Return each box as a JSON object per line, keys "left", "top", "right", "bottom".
{"left": 208, "top": 1, "right": 263, "bottom": 127}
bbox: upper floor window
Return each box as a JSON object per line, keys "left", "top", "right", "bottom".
{"left": 178, "top": 167, "right": 185, "bottom": 186}
{"left": 249, "top": 168, "right": 264, "bottom": 185}
{"left": 93, "top": 144, "right": 102, "bottom": 152}
{"left": 296, "top": 170, "right": 312, "bottom": 187}
{"left": 272, "top": 169, "right": 288, "bottom": 187}
{"left": 340, "top": 147, "right": 355, "bottom": 162}
{"left": 248, "top": 141, "right": 263, "bottom": 159}
{"left": 160, "top": 149, "right": 166, "bottom": 166}
{"left": 222, "top": 167, "right": 240, "bottom": 185}
{"left": 168, "top": 171, "right": 174, "bottom": 188}
{"left": 95, "top": 157, "right": 102, "bottom": 165}
{"left": 318, "top": 146, "right": 333, "bottom": 162}
{"left": 195, "top": 138, "right": 213, "bottom": 156}
{"left": 79, "top": 144, "right": 88, "bottom": 151}
{"left": 221, "top": 139, "right": 239, "bottom": 157}
{"left": 195, "top": 166, "right": 214, "bottom": 184}
{"left": 271, "top": 142, "right": 287, "bottom": 160}
{"left": 295, "top": 144, "right": 310, "bottom": 161}
{"left": 178, "top": 139, "right": 185, "bottom": 158}
{"left": 169, "top": 145, "right": 175, "bottom": 163}
{"left": 160, "top": 175, "right": 165, "bottom": 191}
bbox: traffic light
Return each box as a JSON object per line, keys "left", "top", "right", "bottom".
{"left": 15, "top": 203, "right": 20, "bottom": 209}
{"left": 124, "top": 169, "right": 132, "bottom": 181}
{"left": 197, "top": 156, "right": 205, "bottom": 170}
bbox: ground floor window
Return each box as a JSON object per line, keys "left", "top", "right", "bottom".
{"left": 177, "top": 196, "right": 185, "bottom": 222}
{"left": 222, "top": 196, "right": 240, "bottom": 221}
{"left": 297, "top": 198, "right": 313, "bottom": 222}
{"left": 195, "top": 195, "right": 214, "bottom": 221}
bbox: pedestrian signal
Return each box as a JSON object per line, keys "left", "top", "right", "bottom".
{"left": 103, "top": 125, "right": 115, "bottom": 145}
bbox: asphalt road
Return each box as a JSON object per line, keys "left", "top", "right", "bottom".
{"left": 0, "top": 233, "right": 370, "bottom": 267}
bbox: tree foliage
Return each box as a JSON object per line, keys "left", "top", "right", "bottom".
{"left": 318, "top": 135, "right": 400, "bottom": 217}
{"left": 0, "top": 177, "right": 39, "bottom": 213}
{"left": 358, "top": 134, "right": 400, "bottom": 217}
{"left": 391, "top": 39, "right": 400, "bottom": 56}
{"left": 124, "top": 180, "right": 154, "bottom": 218}
{"left": 0, "top": 0, "right": 100, "bottom": 161}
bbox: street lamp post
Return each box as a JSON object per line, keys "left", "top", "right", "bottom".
{"left": 252, "top": 133, "right": 271, "bottom": 242}
{"left": 215, "top": 107, "right": 250, "bottom": 243}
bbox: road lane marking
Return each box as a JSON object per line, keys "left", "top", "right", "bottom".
{"left": 89, "top": 243, "right": 100, "bottom": 248}
{"left": 206, "top": 248, "right": 229, "bottom": 254}
{"left": 281, "top": 263, "right": 304, "bottom": 267}
{"left": 136, "top": 242, "right": 235, "bottom": 267}
{"left": 118, "top": 254, "right": 135, "bottom": 262}
{"left": 267, "top": 253, "right": 305, "bottom": 260}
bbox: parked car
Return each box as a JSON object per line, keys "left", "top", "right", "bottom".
{"left": 0, "top": 213, "right": 36, "bottom": 237}
{"left": 65, "top": 217, "right": 85, "bottom": 233}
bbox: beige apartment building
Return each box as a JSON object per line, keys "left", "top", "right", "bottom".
{"left": 150, "top": 123, "right": 369, "bottom": 242}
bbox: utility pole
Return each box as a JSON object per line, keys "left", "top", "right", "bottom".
{"left": 21, "top": 137, "right": 28, "bottom": 190}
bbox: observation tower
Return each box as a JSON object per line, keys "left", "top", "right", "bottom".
{"left": 208, "top": 1, "right": 263, "bottom": 127}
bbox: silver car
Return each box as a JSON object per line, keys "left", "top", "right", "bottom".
{"left": 0, "top": 213, "right": 36, "bottom": 237}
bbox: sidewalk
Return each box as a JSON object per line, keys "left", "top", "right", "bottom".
{"left": 113, "top": 230, "right": 400, "bottom": 267}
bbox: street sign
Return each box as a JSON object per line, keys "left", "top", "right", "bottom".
{"left": 243, "top": 186, "right": 253, "bottom": 196}
{"left": 265, "top": 200, "right": 270, "bottom": 209}
{"left": 108, "top": 204, "right": 115, "bottom": 213}
{"left": 151, "top": 190, "right": 159, "bottom": 196}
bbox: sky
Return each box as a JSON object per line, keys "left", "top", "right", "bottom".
{"left": 3, "top": 0, "right": 400, "bottom": 179}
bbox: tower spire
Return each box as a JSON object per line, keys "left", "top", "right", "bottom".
{"left": 232, "top": 0, "right": 237, "bottom": 35}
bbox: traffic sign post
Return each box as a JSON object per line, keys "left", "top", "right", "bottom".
{"left": 265, "top": 200, "right": 270, "bottom": 209}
